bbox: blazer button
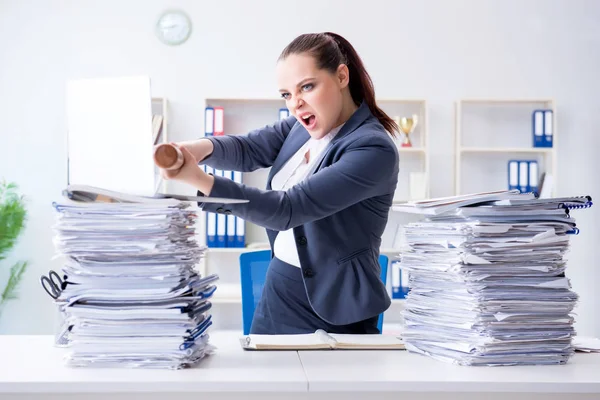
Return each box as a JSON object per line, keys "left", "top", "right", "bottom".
{"left": 304, "top": 268, "right": 314, "bottom": 278}
{"left": 224, "top": 210, "right": 232, "bottom": 215}
{"left": 216, "top": 207, "right": 224, "bottom": 213}
{"left": 296, "top": 236, "right": 307, "bottom": 246}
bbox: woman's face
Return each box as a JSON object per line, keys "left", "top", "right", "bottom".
{"left": 277, "top": 53, "right": 348, "bottom": 139}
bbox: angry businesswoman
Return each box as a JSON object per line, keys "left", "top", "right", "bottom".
{"left": 157, "top": 32, "right": 400, "bottom": 335}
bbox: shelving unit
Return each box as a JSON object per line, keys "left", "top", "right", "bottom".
{"left": 198, "top": 97, "right": 285, "bottom": 260}
{"left": 196, "top": 97, "right": 420, "bottom": 329}
{"left": 377, "top": 99, "right": 430, "bottom": 202}
{"left": 454, "top": 98, "right": 557, "bottom": 196}
{"left": 196, "top": 97, "right": 282, "bottom": 329}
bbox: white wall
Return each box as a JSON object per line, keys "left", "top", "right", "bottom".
{"left": 1, "top": 0, "right": 599, "bottom": 336}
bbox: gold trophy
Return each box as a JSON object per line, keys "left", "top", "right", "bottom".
{"left": 397, "top": 114, "right": 418, "bottom": 147}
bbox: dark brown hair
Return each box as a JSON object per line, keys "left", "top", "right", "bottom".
{"left": 278, "top": 32, "right": 398, "bottom": 137}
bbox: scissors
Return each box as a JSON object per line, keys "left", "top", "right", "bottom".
{"left": 40, "top": 270, "right": 65, "bottom": 300}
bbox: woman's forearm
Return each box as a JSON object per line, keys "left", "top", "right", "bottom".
{"left": 187, "top": 163, "right": 215, "bottom": 195}
{"left": 179, "top": 138, "right": 214, "bottom": 162}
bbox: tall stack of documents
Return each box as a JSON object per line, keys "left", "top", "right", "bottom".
{"left": 393, "top": 190, "right": 593, "bottom": 366}
{"left": 49, "top": 187, "right": 219, "bottom": 369}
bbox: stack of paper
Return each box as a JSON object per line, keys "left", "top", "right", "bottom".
{"left": 50, "top": 189, "right": 219, "bottom": 369}
{"left": 393, "top": 191, "right": 593, "bottom": 366}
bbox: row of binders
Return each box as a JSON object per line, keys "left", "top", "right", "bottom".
{"left": 508, "top": 160, "right": 538, "bottom": 194}
{"left": 201, "top": 105, "right": 290, "bottom": 247}
{"left": 203, "top": 166, "right": 245, "bottom": 248}
{"left": 393, "top": 190, "right": 593, "bottom": 366}
{"left": 46, "top": 186, "right": 219, "bottom": 369}
{"left": 204, "top": 106, "right": 290, "bottom": 136}
{"left": 532, "top": 109, "right": 553, "bottom": 148}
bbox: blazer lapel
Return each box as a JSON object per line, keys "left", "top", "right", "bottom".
{"left": 267, "top": 101, "right": 372, "bottom": 187}
{"left": 330, "top": 100, "right": 371, "bottom": 144}
{"left": 267, "top": 125, "right": 309, "bottom": 189}
{"left": 311, "top": 101, "right": 372, "bottom": 173}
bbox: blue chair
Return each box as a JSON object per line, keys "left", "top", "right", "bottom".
{"left": 239, "top": 250, "right": 389, "bottom": 335}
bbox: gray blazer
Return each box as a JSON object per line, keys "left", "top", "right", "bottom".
{"left": 199, "top": 101, "right": 399, "bottom": 325}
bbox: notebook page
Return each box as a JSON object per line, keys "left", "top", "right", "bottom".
{"left": 241, "top": 333, "right": 329, "bottom": 350}
{"left": 329, "top": 334, "right": 405, "bottom": 349}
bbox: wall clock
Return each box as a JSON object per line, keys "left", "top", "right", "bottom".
{"left": 155, "top": 9, "right": 192, "bottom": 46}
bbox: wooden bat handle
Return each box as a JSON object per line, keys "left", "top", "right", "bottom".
{"left": 154, "top": 143, "right": 184, "bottom": 170}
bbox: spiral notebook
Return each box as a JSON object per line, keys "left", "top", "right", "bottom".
{"left": 393, "top": 190, "right": 592, "bottom": 215}
{"left": 240, "top": 330, "right": 405, "bottom": 351}
{"left": 492, "top": 195, "right": 593, "bottom": 209}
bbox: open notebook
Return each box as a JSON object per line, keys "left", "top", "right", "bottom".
{"left": 240, "top": 329, "right": 405, "bottom": 350}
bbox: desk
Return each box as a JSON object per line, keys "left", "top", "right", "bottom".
{"left": 1, "top": 330, "right": 599, "bottom": 400}
{"left": 299, "top": 348, "right": 600, "bottom": 400}
{"left": 0, "top": 331, "right": 306, "bottom": 400}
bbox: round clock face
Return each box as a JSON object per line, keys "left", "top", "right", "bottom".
{"left": 155, "top": 10, "right": 192, "bottom": 46}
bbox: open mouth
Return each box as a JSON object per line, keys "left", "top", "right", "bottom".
{"left": 300, "top": 114, "right": 317, "bottom": 130}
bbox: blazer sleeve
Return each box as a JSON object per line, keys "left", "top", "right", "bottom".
{"left": 199, "top": 135, "right": 399, "bottom": 232}
{"left": 201, "top": 115, "right": 296, "bottom": 172}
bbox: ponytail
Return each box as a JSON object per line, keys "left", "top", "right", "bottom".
{"left": 279, "top": 32, "right": 399, "bottom": 137}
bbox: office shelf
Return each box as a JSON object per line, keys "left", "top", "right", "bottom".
{"left": 454, "top": 98, "right": 557, "bottom": 196}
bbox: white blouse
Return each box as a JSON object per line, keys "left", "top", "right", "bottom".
{"left": 270, "top": 124, "right": 344, "bottom": 268}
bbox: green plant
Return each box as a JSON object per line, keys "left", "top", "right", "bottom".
{"left": 0, "top": 180, "right": 28, "bottom": 309}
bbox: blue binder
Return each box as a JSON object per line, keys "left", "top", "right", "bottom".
{"left": 532, "top": 109, "right": 553, "bottom": 148}
{"left": 232, "top": 171, "right": 245, "bottom": 247}
{"left": 508, "top": 160, "right": 519, "bottom": 191}
{"left": 543, "top": 110, "right": 553, "bottom": 148}
{"left": 225, "top": 170, "right": 236, "bottom": 248}
{"left": 532, "top": 110, "right": 544, "bottom": 147}
{"left": 214, "top": 169, "right": 227, "bottom": 248}
{"left": 512, "top": 159, "right": 539, "bottom": 194}
{"left": 205, "top": 166, "right": 217, "bottom": 247}
{"left": 205, "top": 107, "right": 214, "bottom": 137}
{"left": 528, "top": 160, "right": 539, "bottom": 195}
{"left": 518, "top": 160, "right": 529, "bottom": 193}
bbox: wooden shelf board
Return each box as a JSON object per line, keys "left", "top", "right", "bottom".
{"left": 376, "top": 98, "right": 427, "bottom": 103}
{"left": 206, "top": 246, "right": 269, "bottom": 254}
{"left": 460, "top": 147, "right": 554, "bottom": 153}
{"left": 396, "top": 147, "right": 426, "bottom": 153}
{"left": 458, "top": 98, "right": 554, "bottom": 104}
